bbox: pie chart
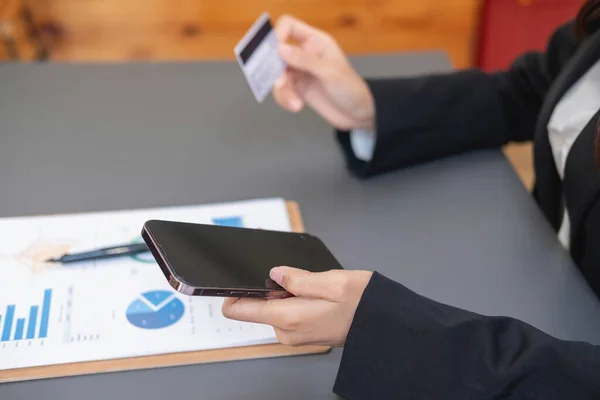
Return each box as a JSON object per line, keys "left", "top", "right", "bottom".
{"left": 126, "top": 290, "right": 185, "bottom": 329}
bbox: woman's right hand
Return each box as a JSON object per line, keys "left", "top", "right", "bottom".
{"left": 273, "top": 15, "right": 376, "bottom": 131}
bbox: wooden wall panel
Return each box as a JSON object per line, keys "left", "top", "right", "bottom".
{"left": 0, "top": 40, "right": 7, "bottom": 59}
{"left": 27, "top": 0, "right": 482, "bottom": 68}
{"left": 1, "top": 0, "right": 45, "bottom": 60}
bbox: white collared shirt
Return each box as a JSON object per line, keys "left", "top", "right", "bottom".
{"left": 349, "top": 61, "right": 600, "bottom": 249}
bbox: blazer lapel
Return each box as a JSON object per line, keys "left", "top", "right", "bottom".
{"left": 564, "top": 111, "right": 600, "bottom": 262}
{"left": 533, "top": 29, "right": 600, "bottom": 231}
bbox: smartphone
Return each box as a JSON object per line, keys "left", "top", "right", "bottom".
{"left": 141, "top": 219, "right": 344, "bottom": 298}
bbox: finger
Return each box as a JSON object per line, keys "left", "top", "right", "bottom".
{"left": 222, "top": 296, "right": 240, "bottom": 309}
{"left": 222, "top": 296, "right": 309, "bottom": 329}
{"left": 302, "top": 36, "right": 326, "bottom": 59}
{"left": 270, "top": 266, "right": 344, "bottom": 301}
{"left": 279, "top": 43, "right": 328, "bottom": 78}
{"left": 274, "top": 14, "right": 325, "bottom": 44}
{"left": 222, "top": 297, "right": 268, "bottom": 324}
{"left": 289, "top": 70, "right": 313, "bottom": 98}
{"left": 273, "top": 72, "right": 304, "bottom": 112}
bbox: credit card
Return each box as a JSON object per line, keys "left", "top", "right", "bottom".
{"left": 234, "top": 12, "right": 286, "bottom": 102}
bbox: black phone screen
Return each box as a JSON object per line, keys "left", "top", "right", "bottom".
{"left": 142, "top": 219, "right": 344, "bottom": 291}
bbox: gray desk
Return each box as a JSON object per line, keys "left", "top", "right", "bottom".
{"left": 1, "top": 53, "right": 600, "bottom": 400}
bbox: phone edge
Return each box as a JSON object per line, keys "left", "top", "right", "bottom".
{"left": 140, "top": 222, "right": 291, "bottom": 299}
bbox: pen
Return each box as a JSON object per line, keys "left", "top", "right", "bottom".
{"left": 45, "top": 242, "right": 149, "bottom": 264}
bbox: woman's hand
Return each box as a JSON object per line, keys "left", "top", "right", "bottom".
{"left": 272, "top": 15, "right": 376, "bottom": 131}
{"left": 222, "top": 266, "right": 373, "bottom": 347}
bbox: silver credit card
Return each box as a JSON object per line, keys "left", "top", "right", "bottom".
{"left": 234, "top": 12, "right": 286, "bottom": 102}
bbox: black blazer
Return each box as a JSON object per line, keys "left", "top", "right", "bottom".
{"left": 332, "top": 22, "right": 600, "bottom": 399}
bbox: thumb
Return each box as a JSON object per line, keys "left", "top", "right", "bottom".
{"left": 270, "top": 266, "right": 340, "bottom": 300}
{"left": 273, "top": 72, "right": 304, "bottom": 112}
{"left": 279, "top": 43, "right": 327, "bottom": 78}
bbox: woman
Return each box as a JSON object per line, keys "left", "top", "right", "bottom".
{"left": 223, "top": 2, "right": 600, "bottom": 399}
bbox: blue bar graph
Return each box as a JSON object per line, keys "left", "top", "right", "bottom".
{"left": 212, "top": 216, "right": 244, "bottom": 228}
{"left": 0, "top": 288, "right": 52, "bottom": 342}
{"left": 39, "top": 289, "right": 52, "bottom": 338}
{"left": 27, "top": 306, "right": 39, "bottom": 339}
{"left": 1, "top": 305, "right": 15, "bottom": 341}
{"left": 14, "top": 319, "right": 25, "bottom": 340}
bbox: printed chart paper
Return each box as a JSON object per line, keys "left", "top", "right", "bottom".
{"left": 0, "top": 198, "right": 291, "bottom": 370}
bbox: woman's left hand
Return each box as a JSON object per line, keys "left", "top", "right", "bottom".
{"left": 222, "top": 266, "right": 373, "bottom": 347}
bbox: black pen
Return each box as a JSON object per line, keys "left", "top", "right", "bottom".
{"left": 46, "top": 242, "right": 149, "bottom": 264}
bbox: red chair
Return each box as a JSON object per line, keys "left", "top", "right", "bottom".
{"left": 476, "top": 0, "right": 584, "bottom": 72}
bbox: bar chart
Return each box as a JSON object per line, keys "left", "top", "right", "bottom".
{"left": 0, "top": 198, "right": 290, "bottom": 371}
{"left": 0, "top": 289, "right": 52, "bottom": 342}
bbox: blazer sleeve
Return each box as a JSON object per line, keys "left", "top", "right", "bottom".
{"left": 333, "top": 272, "right": 600, "bottom": 400}
{"left": 337, "top": 22, "right": 580, "bottom": 178}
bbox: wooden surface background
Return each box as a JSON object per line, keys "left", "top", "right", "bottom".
{"left": 22, "top": 0, "right": 482, "bottom": 68}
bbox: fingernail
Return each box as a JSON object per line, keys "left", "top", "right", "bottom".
{"left": 289, "top": 98, "right": 302, "bottom": 111}
{"left": 270, "top": 267, "right": 285, "bottom": 285}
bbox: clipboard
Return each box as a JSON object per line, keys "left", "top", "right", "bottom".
{"left": 0, "top": 200, "right": 331, "bottom": 383}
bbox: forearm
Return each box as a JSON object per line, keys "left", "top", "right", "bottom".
{"left": 336, "top": 69, "right": 512, "bottom": 177}
{"left": 336, "top": 23, "right": 580, "bottom": 179}
{"left": 334, "top": 272, "right": 600, "bottom": 400}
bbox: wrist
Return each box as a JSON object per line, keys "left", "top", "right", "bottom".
{"left": 353, "top": 80, "right": 376, "bottom": 130}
